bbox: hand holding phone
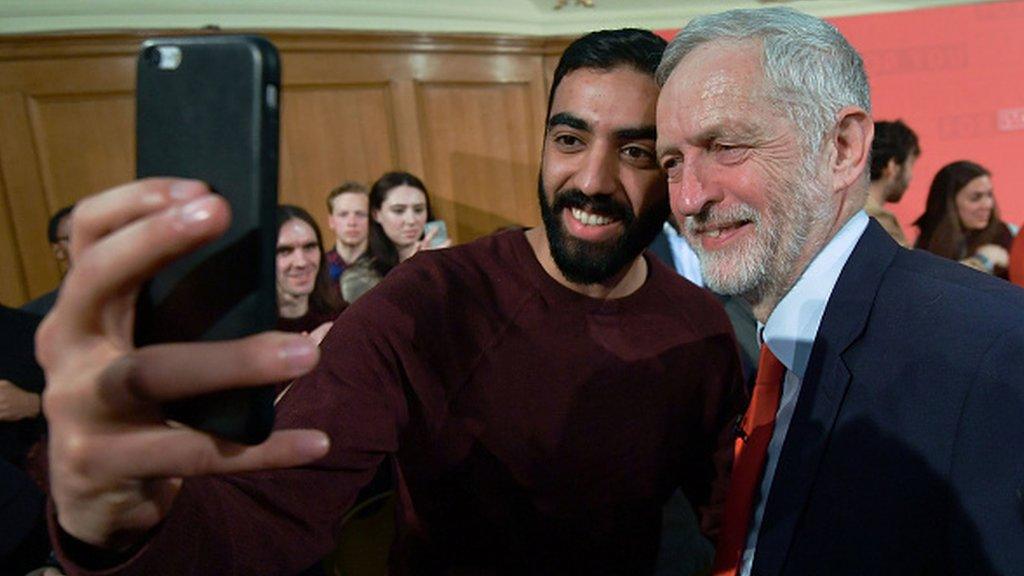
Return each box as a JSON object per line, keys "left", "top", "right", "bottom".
{"left": 38, "top": 179, "right": 329, "bottom": 551}
{"left": 422, "top": 220, "right": 450, "bottom": 250}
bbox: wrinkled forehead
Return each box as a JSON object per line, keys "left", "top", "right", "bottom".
{"left": 657, "top": 40, "right": 774, "bottom": 138}
{"left": 662, "top": 39, "right": 767, "bottom": 103}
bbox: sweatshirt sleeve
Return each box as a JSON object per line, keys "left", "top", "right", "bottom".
{"left": 51, "top": 260, "right": 440, "bottom": 576}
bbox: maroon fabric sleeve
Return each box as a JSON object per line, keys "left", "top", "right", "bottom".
{"left": 52, "top": 264, "right": 424, "bottom": 576}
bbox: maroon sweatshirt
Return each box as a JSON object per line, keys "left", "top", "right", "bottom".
{"left": 56, "top": 229, "right": 745, "bottom": 576}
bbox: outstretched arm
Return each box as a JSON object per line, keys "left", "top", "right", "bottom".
{"left": 39, "top": 179, "right": 330, "bottom": 559}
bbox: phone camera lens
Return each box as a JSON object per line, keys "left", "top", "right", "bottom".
{"left": 143, "top": 46, "right": 161, "bottom": 67}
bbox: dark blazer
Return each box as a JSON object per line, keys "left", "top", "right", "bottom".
{"left": 751, "top": 220, "right": 1024, "bottom": 575}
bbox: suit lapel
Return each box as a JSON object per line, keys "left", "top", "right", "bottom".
{"left": 752, "top": 221, "right": 899, "bottom": 576}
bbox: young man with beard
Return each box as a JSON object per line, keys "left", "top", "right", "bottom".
{"left": 38, "top": 29, "right": 744, "bottom": 575}
{"left": 656, "top": 8, "right": 1024, "bottom": 575}
{"left": 865, "top": 120, "right": 919, "bottom": 247}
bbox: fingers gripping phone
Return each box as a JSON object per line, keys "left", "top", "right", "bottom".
{"left": 423, "top": 220, "right": 448, "bottom": 248}
{"left": 134, "top": 36, "right": 280, "bottom": 444}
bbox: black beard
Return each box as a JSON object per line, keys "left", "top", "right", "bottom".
{"left": 538, "top": 177, "right": 668, "bottom": 285}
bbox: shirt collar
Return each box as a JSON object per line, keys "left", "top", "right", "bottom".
{"left": 760, "top": 210, "right": 869, "bottom": 378}
{"left": 663, "top": 221, "right": 704, "bottom": 287}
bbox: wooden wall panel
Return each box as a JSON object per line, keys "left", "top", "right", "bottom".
{"left": 30, "top": 92, "right": 135, "bottom": 209}
{"left": 279, "top": 84, "right": 397, "bottom": 213}
{"left": 0, "top": 31, "right": 569, "bottom": 306}
{"left": 0, "top": 162, "right": 29, "bottom": 305}
{"left": 418, "top": 81, "right": 542, "bottom": 239}
{"left": 0, "top": 49, "right": 136, "bottom": 302}
{"left": 0, "top": 91, "right": 61, "bottom": 298}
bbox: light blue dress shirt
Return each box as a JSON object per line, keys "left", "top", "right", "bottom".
{"left": 738, "top": 210, "right": 869, "bottom": 576}
{"left": 663, "top": 221, "right": 704, "bottom": 287}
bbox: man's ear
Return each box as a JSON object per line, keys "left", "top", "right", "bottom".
{"left": 884, "top": 157, "right": 899, "bottom": 180}
{"left": 828, "top": 106, "right": 873, "bottom": 193}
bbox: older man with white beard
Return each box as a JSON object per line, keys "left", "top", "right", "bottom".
{"left": 655, "top": 7, "right": 1024, "bottom": 576}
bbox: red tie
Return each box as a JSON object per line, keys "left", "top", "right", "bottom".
{"left": 711, "top": 345, "right": 786, "bottom": 576}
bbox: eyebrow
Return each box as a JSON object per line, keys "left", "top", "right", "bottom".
{"left": 548, "top": 112, "right": 588, "bottom": 132}
{"left": 548, "top": 112, "right": 656, "bottom": 141}
{"left": 657, "top": 121, "right": 762, "bottom": 156}
{"left": 617, "top": 126, "right": 657, "bottom": 141}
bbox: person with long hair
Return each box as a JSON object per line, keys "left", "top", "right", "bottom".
{"left": 276, "top": 204, "right": 345, "bottom": 341}
{"left": 340, "top": 171, "right": 450, "bottom": 302}
{"left": 914, "top": 160, "right": 1014, "bottom": 277}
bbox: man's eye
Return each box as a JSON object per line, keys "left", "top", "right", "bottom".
{"left": 553, "top": 134, "right": 583, "bottom": 148}
{"left": 710, "top": 143, "right": 748, "bottom": 165}
{"left": 622, "top": 145, "right": 657, "bottom": 168}
{"left": 622, "top": 146, "right": 652, "bottom": 159}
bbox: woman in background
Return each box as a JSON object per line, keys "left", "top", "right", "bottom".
{"left": 914, "top": 160, "right": 1014, "bottom": 278}
{"left": 276, "top": 205, "right": 345, "bottom": 342}
{"left": 341, "top": 171, "right": 449, "bottom": 302}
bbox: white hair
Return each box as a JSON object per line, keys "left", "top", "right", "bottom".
{"left": 657, "top": 7, "right": 871, "bottom": 153}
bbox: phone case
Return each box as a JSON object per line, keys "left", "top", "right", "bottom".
{"left": 134, "top": 35, "right": 280, "bottom": 444}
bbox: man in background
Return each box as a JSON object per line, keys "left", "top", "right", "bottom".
{"left": 865, "top": 119, "right": 919, "bottom": 246}
{"left": 324, "top": 181, "right": 370, "bottom": 288}
{"left": 21, "top": 204, "right": 74, "bottom": 317}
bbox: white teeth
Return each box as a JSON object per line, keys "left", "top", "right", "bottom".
{"left": 706, "top": 229, "right": 721, "bottom": 238}
{"left": 571, "top": 207, "right": 613, "bottom": 226}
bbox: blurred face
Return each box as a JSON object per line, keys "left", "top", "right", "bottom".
{"left": 52, "top": 214, "right": 72, "bottom": 267}
{"left": 888, "top": 152, "right": 917, "bottom": 202}
{"left": 657, "top": 40, "right": 832, "bottom": 300}
{"left": 328, "top": 192, "right": 369, "bottom": 249}
{"left": 276, "top": 218, "right": 320, "bottom": 300}
{"left": 539, "top": 66, "right": 668, "bottom": 284}
{"left": 955, "top": 174, "right": 994, "bottom": 231}
{"left": 374, "top": 185, "right": 427, "bottom": 249}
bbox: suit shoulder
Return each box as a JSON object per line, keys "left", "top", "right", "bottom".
{"left": 884, "top": 248, "right": 1024, "bottom": 326}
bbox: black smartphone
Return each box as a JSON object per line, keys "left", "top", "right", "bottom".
{"left": 134, "top": 35, "right": 280, "bottom": 445}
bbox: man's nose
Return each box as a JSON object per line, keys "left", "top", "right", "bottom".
{"left": 670, "top": 154, "right": 721, "bottom": 217}
{"left": 575, "top": 145, "right": 618, "bottom": 197}
{"left": 293, "top": 250, "right": 313, "bottom": 268}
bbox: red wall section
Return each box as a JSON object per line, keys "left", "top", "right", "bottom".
{"left": 659, "top": 0, "right": 1024, "bottom": 240}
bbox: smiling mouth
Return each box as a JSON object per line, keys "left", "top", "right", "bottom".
{"left": 696, "top": 220, "right": 752, "bottom": 238}
{"left": 570, "top": 207, "right": 618, "bottom": 226}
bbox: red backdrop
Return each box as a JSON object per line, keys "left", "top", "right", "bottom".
{"left": 659, "top": 0, "right": 1024, "bottom": 241}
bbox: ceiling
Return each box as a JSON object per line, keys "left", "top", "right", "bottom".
{"left": 0, "top": 0, "right": 1002, "bottom": 35}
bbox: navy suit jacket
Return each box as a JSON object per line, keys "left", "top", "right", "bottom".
{"left": 751, "top": 220, "right": 1024, "bottom": 575}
